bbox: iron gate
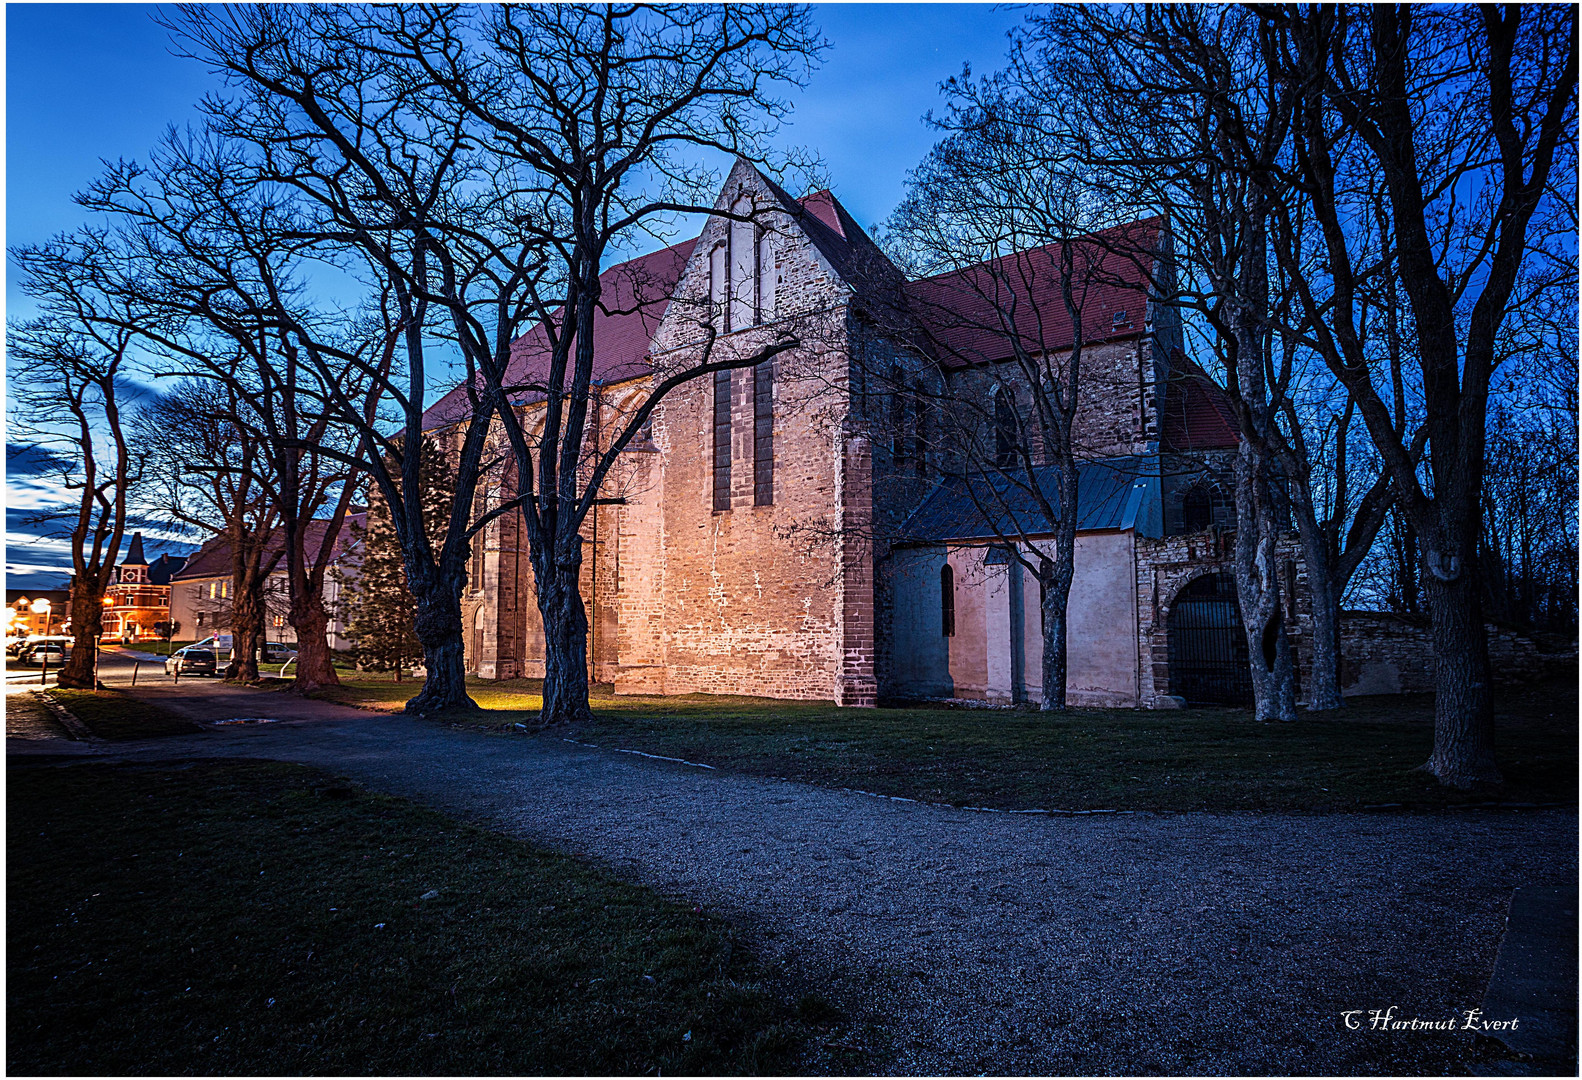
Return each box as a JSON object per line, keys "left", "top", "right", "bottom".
{"left": 1167, "top": 573, "right": 1254, "bottom": 705}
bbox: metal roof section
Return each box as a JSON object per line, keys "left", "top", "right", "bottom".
{"left": 897, "top": 455, "right": 1164, "bottom": 544}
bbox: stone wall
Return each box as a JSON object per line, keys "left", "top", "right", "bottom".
{"left": 1337, "top": 611, "right": 1569, "bottom": 695}
{"left": 1134, "top": 528, "right": 1311, "bottom": 708}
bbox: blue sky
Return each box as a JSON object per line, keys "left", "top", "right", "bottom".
{"left": 5, "top": 3, "right": 1030, "bottom": 589}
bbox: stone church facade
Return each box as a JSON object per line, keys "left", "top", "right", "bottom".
{"left": 429, "top": 160, "right": 1276, "bottom": 708}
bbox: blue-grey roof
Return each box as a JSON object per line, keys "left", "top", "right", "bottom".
{"left": 897, "top": 455, "right": 1163, "bottom": 544}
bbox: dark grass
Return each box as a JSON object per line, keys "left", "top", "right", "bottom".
{"left": 8, "top": 760, "right": 816, "bottom": 1076}
{"left": 46, "top": 688, "right": 205, "bottom": 739}
{"left": 315, "top": 670, "right": 1578, "bottom": 813}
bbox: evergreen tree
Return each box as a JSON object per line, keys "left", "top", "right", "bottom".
{"left": 339, "top": 440, "right": 455, "bottom": 680}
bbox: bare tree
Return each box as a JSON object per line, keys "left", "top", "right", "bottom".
{"left": 131, "top": 381, "right": 280, "bottom": 683}
{"left": 368, "top": 5, "right": 827, "bottom": 724}
{"left": 1265, "top": 4, "right": 1578, "bottom": 785}
{"left": 80, "top": 138, "right": 371, "bottom": 694}
{"left": 1023, "top": 5, "right": 1303, "bottom": 721}
{"left": 161, "top": 4, "right": 824, "bottom": 723}
{"left": 4, "top": 256, "right": 139, "bottom": 690}
{"left": 880, "top": 86, "right": 1159, "bottom": 711}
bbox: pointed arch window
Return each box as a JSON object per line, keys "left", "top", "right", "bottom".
{"left": 993, "top": 385, "right": 1017, "bottom": 467}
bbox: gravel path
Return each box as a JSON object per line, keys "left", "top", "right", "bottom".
{"left": 14, "top": 683, "right": 1576, "bottom": 1075}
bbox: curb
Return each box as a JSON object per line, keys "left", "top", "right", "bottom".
{"left": 33, "top": 691, "right": 92, "bottom": 741}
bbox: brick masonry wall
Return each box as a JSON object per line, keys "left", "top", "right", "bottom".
{"left": 1337, "top": 611, "right": 1570, "bottom": 694}
{"left": 1135, "top": 528, "right": 1311, "bottom": 707}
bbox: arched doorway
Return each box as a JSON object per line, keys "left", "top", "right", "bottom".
{"left": 1167, "top": 573, "right": 1253, "bottom": 705}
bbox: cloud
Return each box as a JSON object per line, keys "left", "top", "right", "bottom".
{"left": 6, "top": 442, "right": 73, "bottom": 478}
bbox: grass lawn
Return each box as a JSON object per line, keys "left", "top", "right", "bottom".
{"left": 313, "top": 670, "right": 1578, "bottom": 813}
{"left": 46, "top": 688, "right": 205, "bottom": 739}
{"left": 8, "top": 760, "right": 819, "bottom": 1076}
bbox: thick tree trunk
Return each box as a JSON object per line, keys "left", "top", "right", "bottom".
{"left": 1232, "top": 444, "right": 1300, "bottom": 723}
{"left": 1420, "top": 538, "right": 1501, "bottom": 788}
{"left": 225, "top": 571, "right": 266, "bottom": 684}
{"left": 289, "top": 593, "right": 339, "bottom": 694}
{"left": 537, "top": 556, "right": 593, "bottom": 727}
{"left": 404, "top": 587, "right": 478, "bottom": 716}
{"left": 1290, "top": 498, "right": 1346, "bottom": 711}
{"left": 1039, "top": 548, "right": 1075, "bottom": 712}
{"left": 57, "top": 579, "right": 104, "bottom": 690}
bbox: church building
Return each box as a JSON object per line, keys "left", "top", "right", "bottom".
{"left": 426, "top": 161, "right": 1281, "bottom": 708}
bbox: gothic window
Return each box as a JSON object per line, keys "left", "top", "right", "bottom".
{"left": 754, "top": 359, "right": 774, "bottom": 506}
{"left": 757, "top": 224, "right": 776, "bottom": 321}
{"left": 889, "top": 364, "right": 909, "bottom": 469}
{"left": 709, "top": 243, "right": 728, "bottom": 332}
{"left": 941, "top": 563, "right": 956, "bottom": 637}
{"left": 994, "top": 385, "right": 1017, "bottom": 467}
{"left": 912, "top": 380, "right": 928, "bottom": 477}
{"left": 1181, "top": 482, "right": 1234, "bottom": 533}
{"left": 729, "top": 196, "right": 757, "bottom": 330}
{"left": 712, "top": 369, "right": 732, "bottom": 511}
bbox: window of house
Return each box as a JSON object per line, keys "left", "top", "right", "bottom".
{"left": 994, "top": 385, "right": 1017, "bottom": 467}
{"left": 712, "top": 369, "right": 732, "bottom": 511}
{"left": 941, "top": 563, "right": 956, "bottom": 637}
{"left": 912, "top": 379, "right": 929, "bottom": 477}
{"left": 754, "top": 359, "right": 774, "bottom": 506}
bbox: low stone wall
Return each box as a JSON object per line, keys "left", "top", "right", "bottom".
{"left": 1338, "top": 611, "right": 1572, "bottom": 695}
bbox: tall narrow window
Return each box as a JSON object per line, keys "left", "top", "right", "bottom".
{"left": 729, "top": 196, "right": 756, "bottom": 330}
{"left": 941, "top": 563, "right": 956, "bottom": 637}
{"left": 994, "top": 385, "right": 1017, "bottom": 467}
{"left": 709, "top": 243, "right": 728, "bottom": 332}
{"left": 712, "top": 369, "right": 732, "bottom": 511}
{"left": 757, "top": 227, "right": 776, "bottom": 321}
{"left": 912, "top": 379, "right": 928, "bottom": 477}
{"left": 889, "top": 364, "right": 909, "bottom": 469}
{"left": 754, "top": 358, "right": 775, "bottom": 505}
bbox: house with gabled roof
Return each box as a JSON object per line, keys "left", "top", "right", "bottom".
{"left": 167, "top": 517, "right": 364, "bottom": 652}
{"left": 428, "top": 160, "right": 1289, "bottom": 708}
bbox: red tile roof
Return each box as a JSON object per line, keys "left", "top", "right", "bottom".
{"left": 422, "top": 239, "right": 696, "bottom": 431}
{"left": 1162, "top": 349, "right": 1241, "bottom": 450}
{"left": 170, "top": 517, "right": 363, "bottom": 581}
{"left": 901, "top": 218, "right": 1164, "bottom": 367}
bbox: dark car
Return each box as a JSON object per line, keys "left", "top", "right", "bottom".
{"left": 165, "top": 647, "right": 218, "bottom": 677}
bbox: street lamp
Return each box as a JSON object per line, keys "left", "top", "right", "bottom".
{"left": 30, "top": 599, "right": 52, "bottom": 685}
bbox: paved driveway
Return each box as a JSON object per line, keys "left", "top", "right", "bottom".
{"left": 11, "top": 681, "right": 1575, "bottom": 1074}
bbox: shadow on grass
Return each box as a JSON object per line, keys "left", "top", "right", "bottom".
{"left": 7, "top": 760, "right": 823, "bottom": 1076}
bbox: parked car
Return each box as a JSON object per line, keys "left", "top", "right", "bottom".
{"left": 165, "top": 647, "right": 217, "bottom": 677}
{"left": 262, "top": 642, "right": 298, "bottom": 664}
{"left": 27, "top": 643, "right": 68, "bottom": 666}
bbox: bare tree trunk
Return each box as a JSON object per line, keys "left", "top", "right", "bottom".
{"left": 536, "top": 549, "right": 594, "bottom": 726}
{"left": 1420, "top": 525, "right": 1501, "bottom": 787}
{"left": 1287, "top": 487, "right": 1346, "bottom": 711}
{"left": 228, "top": 591, "right": 263, "bottom": 684}
{"left": 57, "top": 579, "right": 105, "bottom": 690}
{"left": 1038, "top": 552, "right": 1074, "bottom": 712}
{"left": 289, "top": 593, "right": 338, "bottom": 692}
{"left": 403, "top": 568, "right": 477, "bottom": 716}
{"left": 1232, "top": 443, "right": 1299, "bottom": 722}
